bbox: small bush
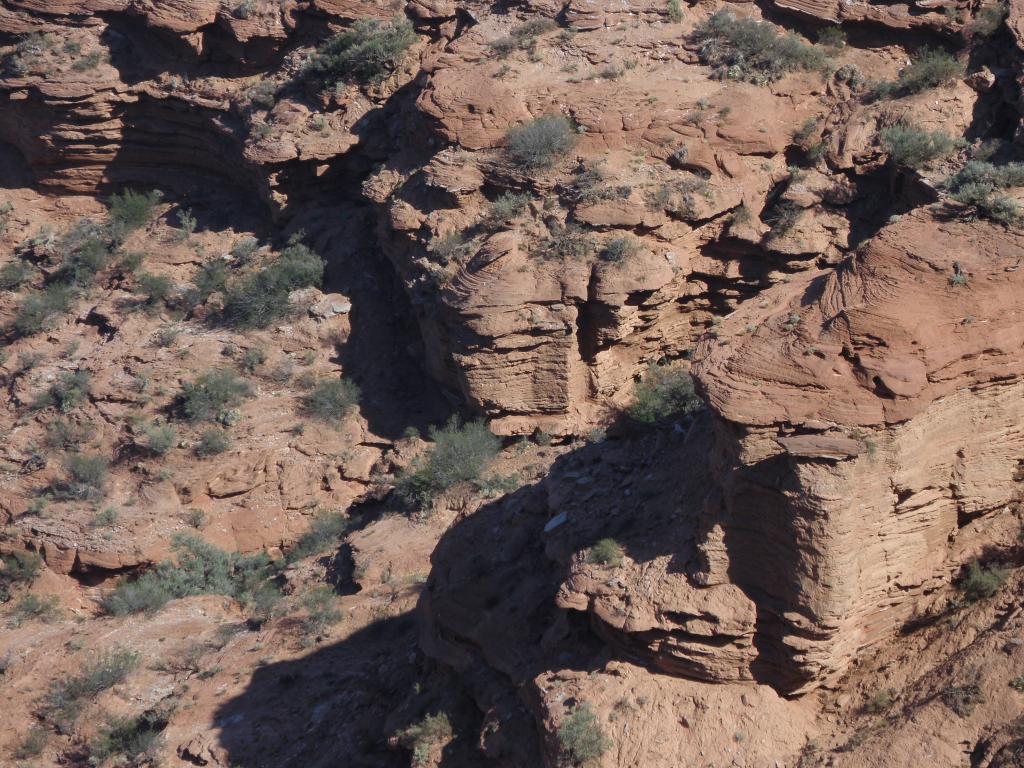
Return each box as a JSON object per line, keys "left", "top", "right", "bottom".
{"left": 45, "top": 417, "right": 95, "bottom": 450}
{"left": 946, "top": 160, "right": 1024, "bottom": 225}
{"left": 0, "top": 551, "right": 42, "bottom": 603}
{"left": 90, "top": 713, "right": 163, "bottom": 765}
{"left": 186, "top": 260, "right": 229, "bottom": 307}
{"left": 305, "top": 18, "right": 416, "bottom": 87}
{"left": 880, "top": 124, "right": 957, "bottom": 169}
{"left": 43, "top": 646, "right": 140, "bottom": 726}
{"left": 288, "top": 510, "right": 349, "bottom": 561}
{"left": 55, "top": 221, "right": 111, "bottom": 287}
{"left": 177, "top": 369, "right": 253, "bottom": 423}
{"left": 174, "top": 207, "right": 197, "bottom": 241}
{"left": 12, "top": 726, "right": 48, "bottom": 759}
{"left": 957, "top": 560, "right": 1007, "bottom": 601}
{"left": 195, "top": 428, "right": 231, "bottom": 457}
{"left": 34, "top": 371, "right": 91, "bottom": 412}
{"left": 398, "top": 713, "right": 453, "bottom": 766}
{"left": 0, "top": 259, "right": 33, "bottom": 290}
{"left": 691, "top": 11, "right": 829, "bottom": 85}
{"left": 871, "top": 47, "right": 963, "bottom": 100}
{"left": 136, "top": 272, "right": 174, "bottom": 307}
{"left": 221, "top": 242, "right": 325, "bottom": 328}
{"left": 103, "top": 535, "right": 280, "bottom": 618}
{"left": 942, "top": 680, "right": 984, "bottom": 717}
{"left": 969, "top": 2, "right": 1008, "bottom": 37}
{"left": 817, "top": 25, "right": 846, "bottom": 48}
{"left": 558, "top": 704, "right": 610, "bottom": 766}
{"left": 667, "top": 0, "right": 683, "bottom": 22}
{"left": 396, "top": 418, "right": 501, "bottom": 510}
{"left": 51, "top": 453, "right": 109, "bottom": 501}
{"left": 108, "top": 189, "right": 161, "bottom": 240}
{"left": 505, "top": 115, "right": 577, "bottom": 170}
{"left": 10, "top": 593, "right": 61, "bottom": 625}
{"left": 299, "top": 586, "right": 343, "bottom": 634}
{"left": 587, "top": 538, "right": 624, "bottom": 567}
{"left": 13, "top": 283, "right": 75, "bottom": 337}
{"left": 536, "top": 226, "right": 592, "bottom": 260}
{"left": 627, "top": 364, "right": 701, "bottom": 424}
{"left": 599, "top": 236, "right": 639, "bottom": 263}
{"left": 301, "top": 378, "right": 360, "bottom": 423}
{"left": 485, "top": 192, "right": 531, "bottom": 228}
{"left": 240, "top": 346, "right": 266, "bottom": 373}
{"left": 427, "top": 232, "right": 469, "bottom": 265}
{"left": 143, "top": 423, "right": 177, "bottom": 455}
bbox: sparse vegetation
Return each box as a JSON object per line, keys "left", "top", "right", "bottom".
{"left": 0, "top": 551, "right": 42, "bottom": 603}
{"left": 13, "top": 283, "right": 75, "bottom": 337}
{"left": 108, "top": 189, "right": 161, "bottom": 241}
{"left": 691, "top": 11, "right": 829, "bottom": 85}
{"left": 969, "top": 1, "right": 1008, "bottom": 37}
{"left": 558, "top": 704, "right": 610, "bottom": 766}
{"left": 33, "top": 371, "right": 91, "bottom": 412}
{"left": 397, "top": 713, "right": 453, "bottom": 767}
{"left": 240, "top": 346, "right": 267, "bottom": 373}
{"left": 396, "top": 418, "right": 501, "bottom": 510}
{"left": 42, "top": 646, "right": 140, "bottom": 727}
{"left": 880, "top": 124, "right": 958, "bottom": 169}
{"left": 942, "top": 677, "right": 984, "bottom": 716}
{"left": 599, "top": 236, "right": 640, "bottom": 263}
{"left": 485, "top": 192, "right": 531, "bottom": 228}
{"left": 299, "top": 586, "right": 343, "bottom": 635}
{"left": 221, "top": 241, "right": 324, "bottom": 327}
{"left": 667, "top": 0, "right": 683, "bottom": 22}
{"left": 195, "top": 427, "right": 231, "bottom": 457}
{"left": 957, "top": 560, "right": 1007, "bottom": 602}
{"left": 0, "top": 259, "right": 33, "bottom": 290}
{"left": 627, "top": 363, "right": 701, "bottom": 424}
{"left": 90, "top": 712, "right": 164, "bottom": 766}
{"left": 50, "top": 453, "right": 109, "bottom": 501}
{"left": 12, "top": 726, "right": 48, "bottom": 759}
{"left": 45, "top": 417, "right": 95, "bottom": 450}
{"left": 587, "top": 538, "right": 624, "bottom": 567}
{"left": 288, "top": 510, "right": 349, "bottom": 561}
{"left": 177, "top": 369, "right": 253, "bottom": 423}
{"left": 870, "top": 48, "right": 963, "bottom": 100}
{"left": 945, "top": 160, "right": 1024, "bottom": 226}
{"left": 102, "top": 534, "right": 280, "bottom": 617}
{"left": 505, "top": 115, "right": 577, "bottom": 170}
{"left": 9, "top": 593, "right": 61, "bottom": 625}
{"left": 142, "top": 422, "right": 178, "bottom": 455}
{"left": 136, "top": 272, "right": 174, "bottom": 308}
{"left": 489, "top": 18, "right": 558, "bottom": 58}
{"left": 304, "top": 18, "right": 416, "bottom": 87}
{"left": 301, "top": 378, "right": 360, "bottom": 423}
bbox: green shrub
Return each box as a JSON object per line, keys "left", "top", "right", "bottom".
{"left": 299, "top": 586, "right": 343, "bottom": 634}
{"left": 691, "top": 11, "right": 829, "bottom": 85}
{"left": 0, "top": 259, "right": 33, "bottom": 290}
{"left": 288, "top": 510, "right": 349, "bottom": 561}
{"left": 558, "top": 704, "right": 610, "bottom": 766}
{"left": 301, "top": 378, "right": 360, "bottom": 423}
{"left": 136, "top": 272, "right": 173, "bottom": 307}
{"left": 957, "top": 560, "right": 1006, "bottom": 601}
{"left": 305, "top": 18, "right": 416, "bottom": 86}
{"left": 143, "top": 423, "right": 177, "bottom": 455}
{"left": 397, "top": 713, "right": 453, "bottom": 766}
{"left": 177, "top": 369, "right": 253, "bottom": 423}
{"left": 536, "top": 226, "right": 593, "bottom": 260}
{"left": 51, "top": 453, "right": 109, "bottom": 501}
{"left": 90, "top": 713, "right": 163, "bottom": 765}
{"left": 221, "top": 242, "right": 324, "bottom": 328}
{"left": 396, "top": 418, "right": 501, "bottom": 510}
{"left": 485, "top": 192, "right": 531, "bottom": 228}
{"left": 587, "top": 538, "right": 624, "bottom": 567}
{"left": 240, "top": 346, "right": 266, "bottom": 373}
{"left": 627, "top": 364, "right": 701, "bottom": 424}
{"left": 946, "top": 160, "right": 1024, "bottom": 225}
{"left": 174, "top": 207, "right": 197, "bottom": 241}
{"left": 817, "top": 25, "right": 846, "bottom": 48}
{"left": 667, "top": 0, "right": 683, "bottom": 22}
{"left": 880, "top": 124, "right": 957, "bottom": 169}
{"left": 0, "top": 551, "right": 42, "bottom": 603}
{"left": 55, "top": 220, "right": 111, "bottom": 286}
{"left": 13, "top": 283, "right": 75, "bottom": 337}
{"left": 969, "top": 2, "right": 1008, "bottom": 37}
{"left": 10, "top": 593, "right": 61, "bottom": 625}
{"left": 599, "top": 236, "right": 639, "bottom": 263}
{"left": 871, "top": 47, "right": 962, "bottom": 100}
{"left": 489, "top": 18, "right": 558, "bottom": 57}
{"left": 45, "top": 418, "right": 95, "bottom": 450}
{"left": 505, "top": 115, "right": 577, "bottom": 170}
{"left": 102, "top": 535, "right": 280, "bottom": 617}
{"left": 12, "top": 726, "right": 48, "bottom": 759}
{"left": 942, "top": 679, "right": 984, "bottom": 717}
{"left": 428, "top": 232, "right": 470, "bottom": 265}
{"left": 34, "top": 371, "right": 91, "bottom": 412}
{"left": 108, "top": 189, "right": 161, "bottom": 240}
{"left": 43, "top": 646, "right": 140, "bottom": 726}
{"left": 186, "top": 260, "right": 228, "bottom": 307}
{"left": 195, "top": 428, "right": 231, "bottom": 457}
